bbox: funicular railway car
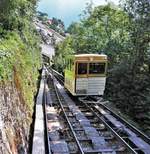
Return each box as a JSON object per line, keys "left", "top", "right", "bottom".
{"left": 64, "top": 54, "right": 107, "bottom": 96}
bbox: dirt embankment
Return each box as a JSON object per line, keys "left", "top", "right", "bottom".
{"left": 0, "top": 82, "right": 33, "bottom": 154}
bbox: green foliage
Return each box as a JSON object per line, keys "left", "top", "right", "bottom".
{"left": 37, "top": 11, "right": 48, "bottom": 22}
{"left": 0, "top": 0, "right": 41, "bottom": 111}
{"left": 55, "top": 3, "right": 130, "bottom": 68}
{"left": 53, "top": 36, "right": 74, "bottom": 72}
{"left": 37, "top": 11, "right": 48, "bottom": 17}
{"left": 0, "top": 0, "right": 35, "bottom": 31}
{"left": 105, "top": 61, "right": 150, "bottom": 129}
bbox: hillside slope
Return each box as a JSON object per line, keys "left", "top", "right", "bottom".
{"left": 0, "top": 0, "right": 41, "bottom": 153}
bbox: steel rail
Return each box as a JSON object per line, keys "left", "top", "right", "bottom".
{"left": 87, "top": 100, "right": 150, "bottom": 153}
{"left": 51, "top": 69, "right": 64, "bottom": 79}
{"left": 51, "top": 69, "right": 64, "bottom": 85}
{"left": 95, "top": 101, "right": 150, "bottom": 144}
{"left": 79, "top": 99, "right": 138, "bottom": 154}
{"left": 51, "top": 75, "right": 84, "bottom": 154}
{"left": 43, "top": 79, "right": 51, "bottom": 154}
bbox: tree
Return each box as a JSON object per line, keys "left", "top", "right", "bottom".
{"left": 123, "top": 0, "right": 150, "bottom": 72}
{"left": 106, "top": 0, "right": 150, "bottom": 134}
{"left": 53, "top": 36, "right": 74, "bottom": 72}
{"left": 66, "top": 3, "right": 130, "bottom": 65}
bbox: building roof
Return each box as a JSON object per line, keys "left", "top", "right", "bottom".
{"left": 75, "top": 54, "right": 107, "bottom": 57}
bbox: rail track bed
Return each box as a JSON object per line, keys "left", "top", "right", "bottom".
{"left": 78, "top": 98, "right": 150, "bottom": 154}
{"left": 43, "top": 69, "right": 150, "bottom": 154}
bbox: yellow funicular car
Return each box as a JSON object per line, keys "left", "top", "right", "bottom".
{"left": 64, "top": 54, "right": 107, "bottom": 96}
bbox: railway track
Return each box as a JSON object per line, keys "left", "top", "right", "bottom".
{"left": 44, "top": 68, "right": 150, "bottom": 154}
{"left": 78, "top": 98, "right": 150, "bottom": 154}
{"left": 85, "top": 97, "right": 150, "bottom": 144}
{"left": 51, "top": 68, "right": 64, "bottom": 84}
{"left": 44, "top": 73, "right": 81, "bottom": 154}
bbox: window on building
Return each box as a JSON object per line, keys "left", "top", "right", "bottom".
{"left": 89, "top": 63, "right": 106, "bottom": 74}
{"left": 78, "top": 63, "right": 87, "bottom": 74}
